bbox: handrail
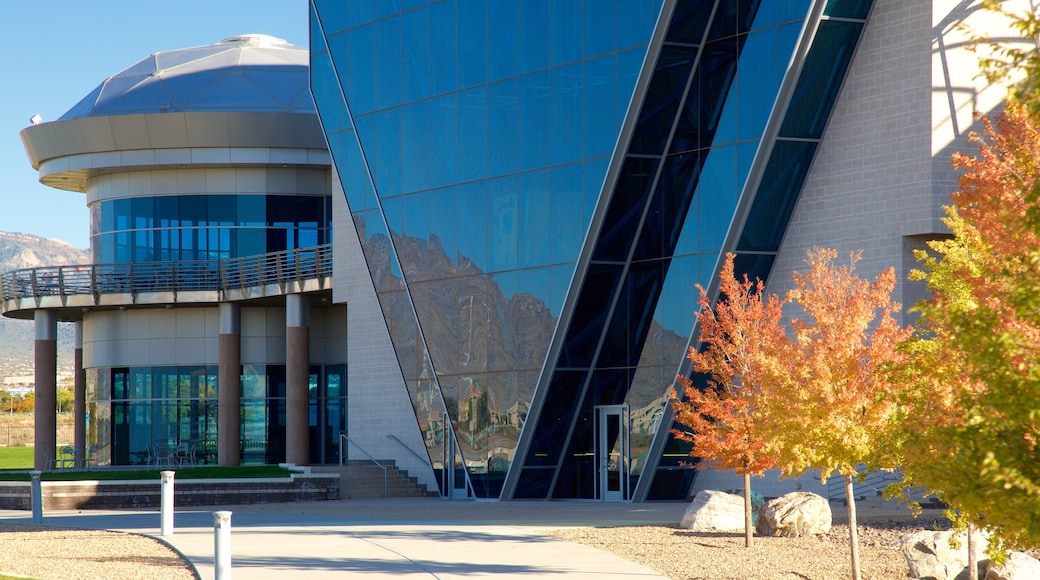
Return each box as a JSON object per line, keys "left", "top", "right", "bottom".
{"left": 386, "top": 434, "right": 432, "bottom": 468}
{"left": 0, "top": 244, "right": 333, "bottom": 303}
{"left": 339, "top": 433, "right": 387, "bottom": 499}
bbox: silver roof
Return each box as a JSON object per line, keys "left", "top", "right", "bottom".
{"left": 61, "top": 34, "right": 313, "bottom": 120}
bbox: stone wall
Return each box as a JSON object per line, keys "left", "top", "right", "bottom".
{"left": 0, "top": 474, "right": 338, "bottom": 510}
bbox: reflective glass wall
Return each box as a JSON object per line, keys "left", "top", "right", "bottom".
{"left": 90, "top": 194, "right": 332, "bottom": 264}
{"left": 312, "top": 0, "right": 662, "bottom": 498}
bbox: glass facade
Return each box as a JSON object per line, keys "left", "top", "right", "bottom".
{"left": 87, "top": 363, "right": 346, "bottom": 466}
{"left": 87, "top": 365, "right": 219, "bottom": 466}
{"left": 312, "top": 0, "right": 872, "bottom": 500}
{"left": 90, "top": 194, "right": 333, "bottom": 263}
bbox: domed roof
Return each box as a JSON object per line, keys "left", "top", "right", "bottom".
{"left": 60, "top": 34, "right": 314, "bottom": 120}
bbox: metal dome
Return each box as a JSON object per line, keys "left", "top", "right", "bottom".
{"left": 60, "top": 34, "right": 313, "bottom": 120}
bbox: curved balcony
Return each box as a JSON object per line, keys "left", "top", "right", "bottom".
{"left": 0, "top": 244, "right": 333, "bottom": 320}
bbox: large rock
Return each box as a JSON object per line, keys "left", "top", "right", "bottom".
{"left": 900, "top": 528, "right": 988, "bottom": 580}
{"left": 680, "top": 490, "right": 745, "bottom": 533}
{"left": 755, "top": 491, "right": 832, "bottom": 537}
{"left": 985, "top": 552, "right": 1040, "bottom": 580}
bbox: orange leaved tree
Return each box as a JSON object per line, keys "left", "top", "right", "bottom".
{"left": 671, "top": 253, "right": 785, "bottom": 548}
{"left": 762, "top": 248, "right": 913, "bottom": 580}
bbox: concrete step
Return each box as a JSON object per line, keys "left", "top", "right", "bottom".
{"left": 311, "top": 463, "right": 437, "bottom": 499}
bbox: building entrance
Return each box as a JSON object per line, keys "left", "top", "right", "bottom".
{"left": 309, "top": 364, "right": 346, "bottom": 465}
{"left": 596, "top": 404, "right": 630, "bottom": 502}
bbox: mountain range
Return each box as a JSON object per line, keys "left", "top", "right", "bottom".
{"left": 0, "top": 232, "right": 90, "bottom": 379}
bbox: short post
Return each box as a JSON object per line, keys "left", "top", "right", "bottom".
{"left": 30, "top": 470, "right": 42, "bottom": 523}
{"left": 160, "top": 470, "right": 175, "bottom": 536}
{"left": 214, "top": 510, "right": 232, "bottom": 580}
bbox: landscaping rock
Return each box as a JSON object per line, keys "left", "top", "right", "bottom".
{"left": 985, "top": 551, "right": 1040, "bottom": 580}
{"left": 680, "top": 490, "right": 745, "bottom": 532}
{"left": 755, "top": 491, "right": 831, "bottom": 537}
{"left": 900, "top": 528, "right": 988, "bottom": 580}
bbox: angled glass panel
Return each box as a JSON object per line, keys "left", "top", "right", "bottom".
{"left": 457, "top": 86, "right": 488, "bottom": 184}
{"left": 487, "top": 1, "right": 518, "bottom": 81}
{"left": 619, "top": 0, "right": 663, "bottom": 49}
{"left": 549, "top": 163, "right": 585, "bottom": 265}
{"left": 597, "top": 260, "right": 664, "bottom": 369}
{"left": 488, "top": 79, "right": 519, "bottom": 177}
{"left": 664, "top": 1, "right": 712, "bottom": 44}
{"left": 518, "top": 171, "right": 551, "bottom": 268}
{"left": 737, "top": 140, "right": 818, "bottom": 252}
{"left": 672, "top": 37, "right": 738, "bottom": 153}
{"left": 584, "top": 0, "right": 619, "bottom": 57}
{"left": 824, "top": 0, "right": 872, "bottom": 19}
{"left": 629, "top": 45, "right": 697, "bottom": 156}
{"left": 524, "top": 370, "right": 586, "bottom": 465}
{"left": 426, "top": 0, "right": 459, "bottom": 95}
{"left": 779, "top": 20, "right": 863, "bottom": 139}
{"left": 549, "top": 0, "right": 582, "bottom": 66}
{"left": 584, "top": 54, "right": 621, "bottom": 160}
{"left": 591, "top": 157, "right": 659, "bottom": 262}
{"left": 458, "top": 0, "right": 488, "bottom": 89}
{"left": 549, "top": 64, "right": 583, "bottom": 166}
{"left": 519, "top": 0, "right": 550, "bottom": 75}
{"left": 558, "top": 263, "right": 624, "bottom": 368}
{"left": 519, "top": 72, "right": 551, "bottom": 172}
{"left": 634, "top": 149, "right": 707, "bottom": 261}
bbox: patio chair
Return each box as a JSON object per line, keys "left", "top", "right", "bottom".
{"left": 58, "top": 445, "right": 76, "bottom": 469}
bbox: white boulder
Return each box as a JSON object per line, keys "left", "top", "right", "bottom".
{"left": 985, "top": 551, "right": 1040, "bottom": 580}
{"left": 755, "top": 491, "right": 832, "bottom": 537}
{"left": 680, "top": 490, "right": 745, "bottom": 533}
{"left": 900, "top": 528, "right": 988, "bottom": 580}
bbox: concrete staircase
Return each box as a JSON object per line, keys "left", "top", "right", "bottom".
{"left": 311, "top": 461, "right": 437, "bottom": 499}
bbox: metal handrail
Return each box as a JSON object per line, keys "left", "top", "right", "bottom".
{"left": 0, "top": 244, "right": 333, "bottom": 302}
{"left": 339, "top": 433, "right": 387, "bottom": 499}
{"left": 386, "top": 434, "right": 432, "bottom": 468}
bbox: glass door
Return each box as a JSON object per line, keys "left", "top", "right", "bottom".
{"left": 596, "top": 404, "right": 630, "bottom": 502}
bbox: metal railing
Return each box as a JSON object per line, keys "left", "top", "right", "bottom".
{"left": 0, "top": 244, "right": 332, "bottom": 303}
{"left": 386, "top": 434, "right": 432, "bottom": 468}
{"left": 339, "top": 433, "right": 388, "bottom": 499}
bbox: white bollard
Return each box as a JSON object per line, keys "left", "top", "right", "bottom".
{"left": 160, "top": 470, "right": 175, "bottom": 536}
{"left": 214, "top": 510, "right": 232, "bottom": 580}
{"left": 30, "top": 471, "right": 42, "bottom": 523}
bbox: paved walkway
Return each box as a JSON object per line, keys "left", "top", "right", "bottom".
{"left": 0, "top": 498, "right": 690, "bottom": 579}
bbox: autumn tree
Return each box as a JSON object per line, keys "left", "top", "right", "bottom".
{"left": 898, "top": 102, "right": 1040, "bottom": 555}
{"left": 671, "top": 253, "right": 785, "bottom": 548}
{"left": 761, "top": 248, "right": 913, "bottom": 580}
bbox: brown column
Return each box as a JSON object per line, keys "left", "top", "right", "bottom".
{"left": 34, "top": 311, "right": 57, "bottom": 471}
{"left": 218, "top": 303, "right": 242, "bottom": 466}
{"left": 73, "top": 321, "right": 86, "bottom": 466}
{"left": 285, "top": 294, "right": 310, "bottom": 466}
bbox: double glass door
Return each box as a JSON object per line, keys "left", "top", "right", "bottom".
{"left": 309, "top": 364, "right": 346, "bottom": 465}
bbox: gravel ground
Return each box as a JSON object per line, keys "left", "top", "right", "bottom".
{"left": 544, "top": 516, "right": 950, "bottom": 580}
{"left": 0, "top": 524, "right": 196, "bottom": 580}
{"left": 0, "top": 513, "right": 939, "bottom": 580}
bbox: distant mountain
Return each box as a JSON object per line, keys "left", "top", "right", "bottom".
{"left": 0, "top": 232, "right": 90, "bottom": 378}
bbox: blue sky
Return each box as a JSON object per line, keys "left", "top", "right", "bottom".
{"left": 0, "top": 1, "right": 308, "bottom": 250}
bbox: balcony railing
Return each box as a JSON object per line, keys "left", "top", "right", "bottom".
{"left": 0, "top": 244, "right": 333, "bottom": 305}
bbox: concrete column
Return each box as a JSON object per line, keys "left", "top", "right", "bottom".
{"left": 285, "top": 294, "right": 310, "bottom": 466}
{"left": 218, "top": 303, "right": 242, "bottom": 467}
{"left": 73, "top": 321, "right": 86, "bottom": 466}
{"left": 34, "top": 311, "right": 57, "bottom": 471}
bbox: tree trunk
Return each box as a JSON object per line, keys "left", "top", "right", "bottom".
{"left": 845, "top": 474, "right": 861, "bottom": 580}
{"left": 743, "top": 472, "right": 754, "bottom": 548}
{"left": 967, "top": 521, "right": 977, "bottom": 580}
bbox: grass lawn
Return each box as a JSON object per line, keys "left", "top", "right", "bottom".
{"left": 0, "top": 446, "right": 33, "bottom": 469}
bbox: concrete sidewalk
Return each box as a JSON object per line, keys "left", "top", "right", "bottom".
{"left": 1, "top": 498, "right": 689, "bottom": 579}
